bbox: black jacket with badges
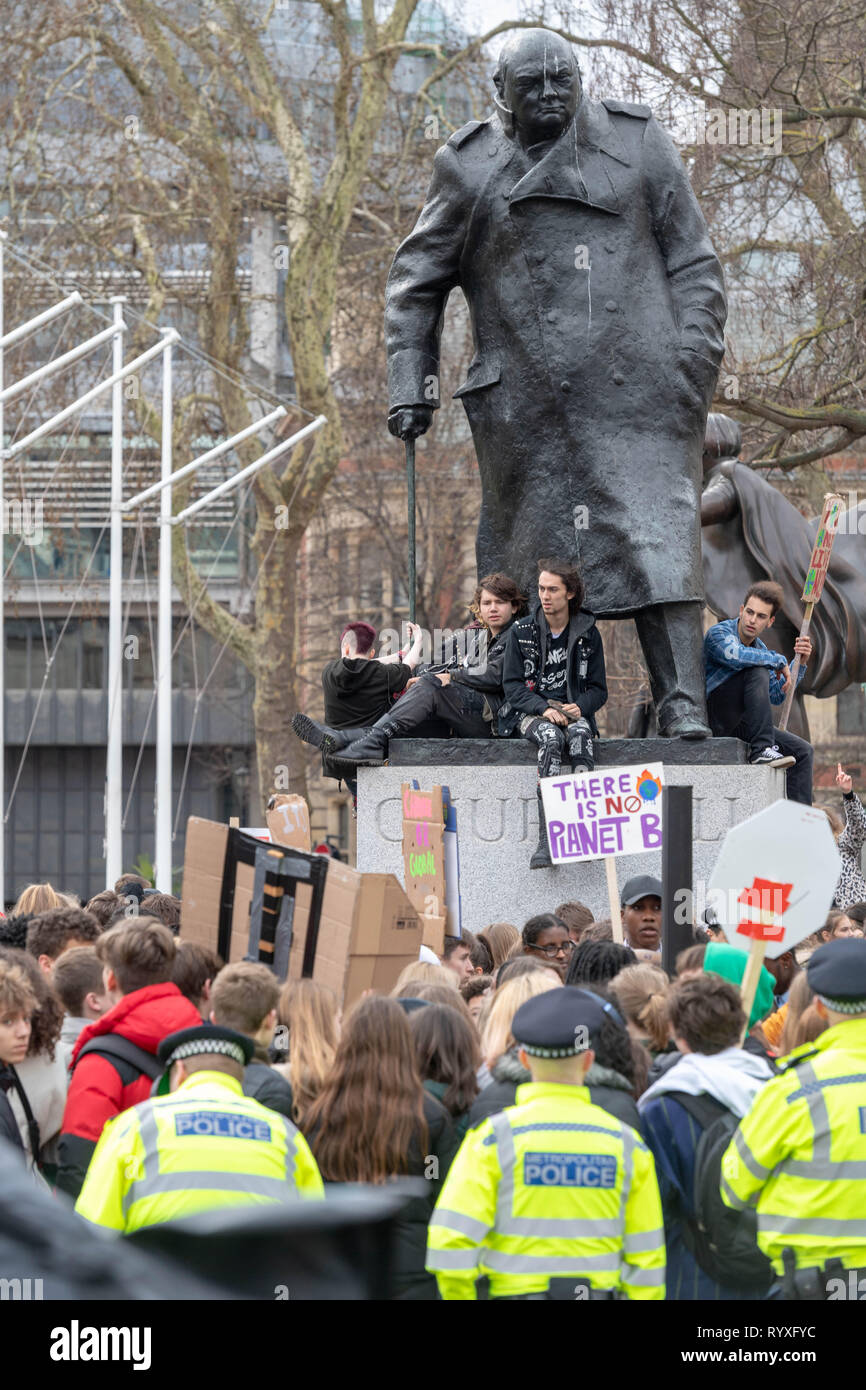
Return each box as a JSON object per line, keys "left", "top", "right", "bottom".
{"left": 498, "top": 602, "right": 607, "bottom": 736}
{"left": 439, "top": 618, "right": 517, "bottom": 721}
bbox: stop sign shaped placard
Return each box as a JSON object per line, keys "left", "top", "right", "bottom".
{"left": 707, "top": 800, "right": 840, "bottom": 959}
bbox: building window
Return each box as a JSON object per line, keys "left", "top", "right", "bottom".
{"left": 359, "top": 544, "right": 383, "bottom": 611}
{"left": 838, "top": 684, "right": 866, "bottom": 736}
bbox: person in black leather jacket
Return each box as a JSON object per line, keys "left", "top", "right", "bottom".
{"left": 293, "top": 573, "right": 528, "bottom": 766}
{"left": 499, "top": 559, "right": 608, "bottom": 869}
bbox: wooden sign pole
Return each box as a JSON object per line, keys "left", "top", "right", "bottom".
{"left": 777, "top": 492, "right": 844, "bottom": 733}
{"left": 777, "top": 606, "right": 813, "bottom": 733}
{"left": 738, "top": 938, "right": 768, "bottom": 1045}
{"left": 606, "top": 856, "right": 623, "bottom": 944}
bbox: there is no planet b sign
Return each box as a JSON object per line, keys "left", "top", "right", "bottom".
{"left": 540, "top": 763, "right": 665, "bottom": 865}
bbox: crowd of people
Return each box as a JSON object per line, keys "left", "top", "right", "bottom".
{"left": 2, "top": 862, "right": 866, "bottom": 1301}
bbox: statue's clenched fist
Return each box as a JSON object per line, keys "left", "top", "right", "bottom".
{"left": 388, "top": 406, "right": 434, "bottom": 441}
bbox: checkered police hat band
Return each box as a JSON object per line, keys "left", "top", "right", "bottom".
{"left": 815, "top": 993, "right": 866, "bottom": 1016}
{"left": 168, "top": 1038, "right": 247, "bottom": 1067}
{"left": 521, "top": 1043, "right": 586, "bottom": 1058}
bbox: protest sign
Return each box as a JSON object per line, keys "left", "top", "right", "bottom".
{"left": 707, "top": 799, "right": 840, "bottom": 1031}
{"left": 266, "top": 793, "right": 312, "bottom": 852}
{"left": 401, "top": 781, "right": 460, "bottom": 952}
{"left": 540, "top": 764, "right": 665, "bottom": 942}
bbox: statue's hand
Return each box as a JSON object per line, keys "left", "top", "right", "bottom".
{"left": 388, "top": 406, "right": 434, "bottom": 441}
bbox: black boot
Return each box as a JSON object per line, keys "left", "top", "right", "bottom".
{"left": 530, "top": 787, "right": 552, "bottom": 870}
{"left": 292, "top": 714, "right": 370, "bottom": 756}
{"left": 337, "top": 722, "right": 394, "bottom": 767}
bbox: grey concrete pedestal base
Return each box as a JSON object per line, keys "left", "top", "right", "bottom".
{"left": 356, "top": 755, "right": 786, "bottom": 931}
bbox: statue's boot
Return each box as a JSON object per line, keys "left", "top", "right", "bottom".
{"left": 292, "top": 714, "right": 371, "bottom": 757}
{"left": 661, "top": 711, "right": 711, "bottom": 740}
{"left": 530, "top": 787, "right": 553, "bottom": 870}
{"left": 635, "top": 602, "right": 711, "bottom": 741}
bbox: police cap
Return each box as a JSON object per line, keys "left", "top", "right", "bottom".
{"left": 511, "top": 986, "right": 611, "bottom": 1058}
{"left": 807, "top": 938, "right": 866, "bottom": 1014}
{"left": 158, "top": 1023, "right": 254, "bottom": 1071}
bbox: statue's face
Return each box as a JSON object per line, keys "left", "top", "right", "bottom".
{"left": 502, "top": 36, "right": 579, "bottom": 143}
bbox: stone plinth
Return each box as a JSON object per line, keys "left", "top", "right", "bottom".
{"left": 356, "top": 739, "right": 785, "bottom": 930}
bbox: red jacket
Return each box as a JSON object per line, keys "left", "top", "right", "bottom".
{"left": 56, "top": 982, "right": 201, "bottom": 1200}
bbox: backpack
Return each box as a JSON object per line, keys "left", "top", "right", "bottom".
{"left": 74, "top": 1035, "right": 163, "bottom": 1083}
{"left": 666, "top": 1090, "right": 774, "bottom": 1293}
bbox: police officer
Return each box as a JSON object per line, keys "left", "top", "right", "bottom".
{"left": 426, "top": 988, "right": 665, "bottom": 1299}
{"left": 721, "top": 938, "right": 866, "bottom": 1298}
{"left": 75, "top": 1024, "right": 324, "bottom": 1233}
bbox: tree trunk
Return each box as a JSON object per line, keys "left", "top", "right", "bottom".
{"left": 251, "top": 518, "right": 308, "bottom": 816}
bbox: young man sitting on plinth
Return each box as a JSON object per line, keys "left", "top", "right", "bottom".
{"left": 292, "top": 616, "right": 425, "bottom": 797}
{"left": 293, "top": 573, "right": 526, "bottom": 767}
{"left": 703, "top": 580, "right": 813, "bottom": 804}
{"left": 498, "top": 559, "right": 608, "bottom": 871}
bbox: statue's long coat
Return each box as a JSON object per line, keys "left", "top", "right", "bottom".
{"left": 386, "top": 99, "right": 727, "bottom": 615}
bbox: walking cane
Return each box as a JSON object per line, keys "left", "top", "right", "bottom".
{"left": 405, "top": 435, "right": 416, "bottom": 624}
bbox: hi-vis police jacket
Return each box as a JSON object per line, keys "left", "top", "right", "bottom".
{"left": 426, "top": 1082, "right": 665, "bottom": 1299}
{"left": 721, "top": 1018, "right": 866, "bottom": 1272}
{"left": 74, "top": 1070, "right": 324, "bottom": 1232}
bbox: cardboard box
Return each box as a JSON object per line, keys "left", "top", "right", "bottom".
{"left": 420, "top": 914, "right": 447, "bottom": 955}
{"left": 266, "top": 794, "right": 312, "bottom": 852}
{"left": 289, "top": 859, "right": 421, "bottom": 1008}
{"left": 182, "top": 817, "right": 422, "bottom": 1006}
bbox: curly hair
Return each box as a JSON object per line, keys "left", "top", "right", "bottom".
{"left": 0, "top": 914, "right": 34, "bottom": 952}
{"left": 566, "top": 940, "right": 637, "bottom": 986}
{"left": 0, "top": 947, "right": 64, "bottom": 1061}
{"left": 26, "top": 907, "right": 101, "bottom": 962}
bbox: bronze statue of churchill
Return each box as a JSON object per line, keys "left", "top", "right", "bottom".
{"left": 385, "top": 29, "right": 727, "bottom": 737}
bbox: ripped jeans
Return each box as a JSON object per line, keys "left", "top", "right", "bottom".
{"left": 518, "top": 714, "right": 594, "bottom": 782}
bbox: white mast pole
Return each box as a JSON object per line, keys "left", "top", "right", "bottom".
{"left": 155, "top": 331, "right": 173, "bottom": 892}
{"left": 105, "top": 297, "right": 127, "bottom": 887}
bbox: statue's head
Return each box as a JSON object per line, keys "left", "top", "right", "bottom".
{"left": 493, "top": 29, "right": 581, "bottom": 144}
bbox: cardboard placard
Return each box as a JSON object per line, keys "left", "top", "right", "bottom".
{"left": 266, "top": 795, "right": 312, "bottom": 852}
{"left": 708, "top": 800, "right": 840, "bottom": 960}
{"left": 540, "top": 763, "right": 666, "bottom": 865}
{"left": 402, "top": 782, "right": 449, "bottom": 935}
{"left": 707, "top": 800, "right": 841, "bottom": 1039}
